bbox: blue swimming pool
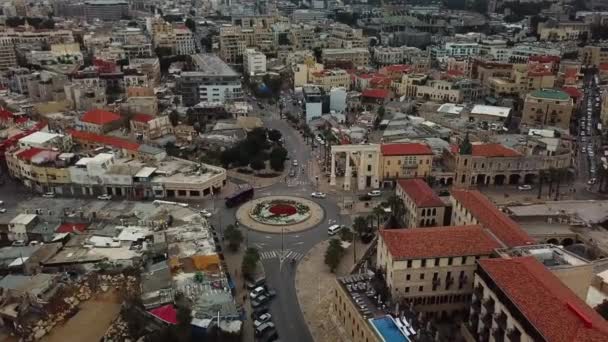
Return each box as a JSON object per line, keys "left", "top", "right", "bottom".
{"left": 370, "top": 316, "right": 409, "bottom": 342}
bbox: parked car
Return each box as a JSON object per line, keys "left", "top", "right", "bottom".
{"left": 253, "top": 313, "right": 272, "bottom": 328}
{"left": 328, "top": 224, "right": 344, "bottom": 236}
{"left": 292, "top": 159, "right": 298, "bottom": 166}
{"left": 367, "top": 190, "right": 382, "bottom": 197}
{"left": 97, "top": 194, "right": 112, "bottom": 200}
{"left": 0, "top": 208, "right": 6, "bottom": 213}
{"left": 311, "top": 192, "right": 327, "bottom": 198}
{"left": 251, "top": 307, "right": 269, "bottom": 319}
{"left": 251, "top": 296, "right": 269, "bottom": 308}
{"left": 250, "top": 286, "right": 266, "bottom": 300}
{"left": 42, "top": 192, "right": 55, "bottom": 198}
{"left": 518, "top": 184, "right": 533, "bottom": 191}
{"left": 200, "top": 209, "right": 212, "bottom": 218}
{"left": 255, "top": 322, "right": 276, "bottom": 337}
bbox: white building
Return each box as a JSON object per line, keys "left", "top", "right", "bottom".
{"left": 243, "top": 48, "right": 267, "bottom": 76}
{"left": 329, "top": 87, "right": 347, "bottom": 113}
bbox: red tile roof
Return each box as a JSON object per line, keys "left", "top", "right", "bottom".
{"left": 81, "top": 109, "right": 121, "bottom": 125}
{"left": 471, "top": 143, "right": 520, "bottom": 157}
{"left": 450, "top": 189, "right": 533, "bottom": 247}
{"left": 528, "top": 55, "right": 560, "bottom": 63}
{"left": 16, "top": 148, "right": 45, "bottom": 161}
{"left": 562, "top": 86, "right": 583, "bottom": 99}
{"left": 380, "top": 225, "right": 500, "bottom": 260}
{"left": 381, "top": 64, "right": 411, "bottom": 74}
{"left": 148, "top": 304, "right": 177, "bottom": 325}
{"left": 68, "top": 129, "right": 140, "bottom": 151}
{"left": 56, "top": 223, "right": 88, "bottom": 233}
{"left": 132, "top": 113, "right": 155, "bottom": 123}
{"left": 381, "top": 143, "right": 433, "bottom": 156}
{"left": 361, "top": 88, "right": 390, "bottom": 99}
{"left": 0, "top": 109, "right": 13, "bottom": 120}
{"left": 397, "top": 178, "right": 444, "bottom": 208}
{"left": 479, "top": 257, "right": 608, "bottom": 342}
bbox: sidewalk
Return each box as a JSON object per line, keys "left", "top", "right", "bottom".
{"left": 295, "top": 239, "right": 373, "bottom": 342}
{"left": 221, "top": 246, "right": 255, "bottom": 342}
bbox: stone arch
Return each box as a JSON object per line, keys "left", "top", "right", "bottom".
{"left": 509, "top": 174, "right": 521, "bottom": 185}
{"left": 562, "top": 238, "right": 574, "bottom": 246}
{"left": 494, "top": 174, "right": 506, "bottom": 185}
{"left": 547, "top": 238, "right": 559, "bottom": 245}
{"left": 524, "top": 173, "right": 537, "bottom": 184}
{"left": 446, "top": 177, "right": 453, "bottom": 185}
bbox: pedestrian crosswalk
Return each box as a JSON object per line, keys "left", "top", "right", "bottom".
{"left": 259, "top": 249, "right": 305, "bottom": 261}
{"left": 287, "top": 179, "right": 308, "bottom": 187}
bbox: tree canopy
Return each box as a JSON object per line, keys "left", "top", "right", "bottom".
{"left": 224, "top": 224, "right": 244, "bottom": 251}
{"left": 324, "top": 238, "right": 346, "bottom": 273}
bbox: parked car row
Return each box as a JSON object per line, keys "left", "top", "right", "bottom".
{"left": 248, "top": 281, "right": 279, "bottom": 342}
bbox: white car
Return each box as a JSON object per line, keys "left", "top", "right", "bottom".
{"left": 97, "top": 194, "right": 112, "bottom": 200}
{"left": 250, "top": 286, "right": 266, "bottom": 300}
{"left": 518, "top": 184, "right": 533, "bottom": 191}
{"left": 292, "top": 159, "right": 298, "bottom": 166}
{"left": 253, "top": 313, "right": 272, "bottom": 328}
{"left": 311, "top": 192, "right": 327, "bottom": 198}
{"left": 200, "top": 209, "right": 212, "bottom": 218}
{"left": 0, "top": 208, "right": 6, "bottom": 213}
{"left": 42, "top": 192, "right": 55, "bottom": 198}
{"left": 588, "top": 178, "right": 597, "bottom": 185}
{"left": 367, "top": 190, "right": 382, "bottom": 197}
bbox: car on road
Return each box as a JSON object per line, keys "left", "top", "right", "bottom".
{"left": 251, "top": 296, "right": 270, "bottom": 308}
{"left": 200, "top": 209, "right": 212, "bottom": 218}
{"left": 253, "top": 313, "right": 272, "bottom": 328}
{"left": 518, "top": 184, "right": 533, "bottom": 191}
{"left": 42, "top": 192, "right": 55, "bottom": 198}
{"left": 265, "top": 287, "right": 277, "bottom": 298}
{"left": 12, "top": 240, "right": 26, "bottom": 247}
{"left": 367, "top": 190, "right": 382, "bottom": 197}
{"left": 0, "top": 208, "right": 6, "bottom": 213}
{"left": 588, "top": 178, "right": 597, "bottom": 185}
{"left": 250, "top": 286, "right": 266, "bottom": 300}
{"left": 311, "top": 192, "right": 327, "bottom": 198}
{"left": 292, "top": 159, "right": 298, "bottom": 166}
{"left": 328, "top": 224, "right": 344, "bottom": 235}
{"left": 255, "top": 322, "right": 276, "bottom": 337}
{"left": 97, "top": 194, "right": 112, "bottom": 200}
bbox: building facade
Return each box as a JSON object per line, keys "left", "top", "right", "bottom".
{"left": 396, "top": 179, "right": 446, "bottom": 228}
{"left": 380, "top": 143, "right": 433, "bottom": 182}
{"left": 521, "top": 89, "right": 573, "bottom": 129}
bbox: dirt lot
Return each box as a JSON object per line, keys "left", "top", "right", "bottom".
{"left": 42, "top": 291, "right": 121, "bottom": 342}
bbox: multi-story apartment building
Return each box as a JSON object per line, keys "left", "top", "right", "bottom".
{"left": 77, "top": 109, "right": 123, "bottom": 134}
{"left": 487, "top": 64, "right": 556, "bottom": 97}
{"left": 380, "top": 143, "right": 433, "bottom": 182}
{"left": 130, "top": 114, "right": 172, "bottom": 142}
{"left": 521, "top": 89, "right": 574, "bottom": 129}
{"left": 218, "top": 26, "right": 246, "bottom": 65}
{"left": 394, "top": 73, "right": 428, "bottom": 97}
{"left": 176, "top": 54, "right": 242, "bottom": 106}
{"left": 377, "top": 225, "right": 500, "bottom": 315}
{"left": 0, "top": 36, "right": 17, "bottom": 71}
{"left": 431, "top": 42, "right": 480, "bottom": 62}
{"left": 292, "top": 58, "right": 324, "bottom": 88}
{"left": 129, "top": 58, "right": 161, "bottom": 87}
{"left": 327, "top": 24, "right": 366, "bottom": 49}
{"left": 308, "top": 69, "right": 350, "bottom": 91}
{"left": 372, "top": 46, "right": 429, "bottom": 67}
{"left": 321, "top": 48, "right": 370, "bottom": 67}
{"left": 582, "top": 45, "right": 608, "bottom": 67}
{"left": 243, "top": 48, "right": 266, "bottom": 76}
{"left": 465, "top": 256, "right": 608, "bottom": 342}
{"left": 288, "top": 26, "right": 315, "bottom": 50}
{"left": 84, "top": 0, "right": 128, "bottom": 21}
{"left": 447, "top": 141, "right": 572, "bottom": 188}
{"left": 154, "top": 26, "right": 196, "bottom": 56}
{"left": 396, "top": 179, "right": 446, "bottom": 228}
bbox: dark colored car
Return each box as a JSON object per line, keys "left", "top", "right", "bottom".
{"left": 251, "top": 306, "right": 269, "bottom": 319}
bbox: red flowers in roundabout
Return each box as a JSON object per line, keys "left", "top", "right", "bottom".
{"left": 268, "top": 203, "right": 298, "bottom": 216}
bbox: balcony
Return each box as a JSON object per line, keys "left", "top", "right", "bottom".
{"left": 483, "top": 297, "right": 495, "bottom": 313}
{"left": 494, "top": 312, "right": 507, "bottom": 330}
{"left": 493, "top": 327, "right": 505, "bottom": 342}
{"left": 507, "top": 328, "right": 521, "bottom": 342}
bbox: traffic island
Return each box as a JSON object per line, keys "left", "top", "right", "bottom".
{"left": 235, "top": 196, "right": 324, "bottom": 233}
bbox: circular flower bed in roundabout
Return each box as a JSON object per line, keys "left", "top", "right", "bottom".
{"left": 250, "top": 199, "right": 311, "bottom": 225}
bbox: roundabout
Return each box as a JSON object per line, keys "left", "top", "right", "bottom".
{"left": 235, "top": 195, "right": 324, "bottom": 233}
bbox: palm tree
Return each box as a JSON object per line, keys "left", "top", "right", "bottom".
{"left": 384, "top": 195, "right": 405, "bottom": 227}
{"left": 353, "top": 216, "right": 369, "bottom": 237}
{"left": 372, "top": 205, "right": 386, "bottom": 230}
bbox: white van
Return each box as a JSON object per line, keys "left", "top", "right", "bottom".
{"left": 328, "top": 224, "right": 343, "bottom": 235}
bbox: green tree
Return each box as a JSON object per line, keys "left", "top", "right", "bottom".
{"left": 224, "top": 224, "right": 244, "bottom": 251}
{"left": 324, "top": 238, "right": 345, "bottom": 273}
{"left": 194, "top": 272, "right": 204, "bottom": 283}
{"left": 383, "top": 195, "right": 405, "bottom": 227}
{"left": 353, "top": 216, "right": 369, "bottom": 236}
{"left": 268, "top": 129, "right": 282, "bottom": 143}
{"left": 185, "top": 18, "right": 196, "bottom": 32}
{"left": 372, "top": 205, "right": 386, "bottom": 230}
{"left": 242, "top": 247, "right": 260, "bottom": 279}
{"left": 250, "top": 158, "right": 265, "bottom": 171}
{"left": 269, "top": 146, "right": 288, "bottom": 171}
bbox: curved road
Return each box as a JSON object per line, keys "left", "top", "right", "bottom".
{"left": 211, "top": 109, "right": 350, "bottom": 342}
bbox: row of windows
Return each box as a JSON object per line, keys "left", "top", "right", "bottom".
{"left": 403, "top": 293, "right": 471, "bottom": 306}
{"left": 403, "top": 256, "right": 475, "bottom": 268}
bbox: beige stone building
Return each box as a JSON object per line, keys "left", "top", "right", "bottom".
{"left": 445, "top": 142, "right": 571, "bottom": 188}
{"left": 377, "top": 226, "right": 500, "bottom": 316}
{"left": 130, "top": 114, "right": 173, "bottom": 142}
{"left": 582, "top": 45, "right": 608, "bottom": 67}
{"left": 394, "top": 73, "right": 428, "bottom": 97}
{"left": 218, "top": 26, "right": 246, "bottom": 64}
{"left": 308, "top": 69, "right": 350, "bottom": 91}
{"left": 396, "top": 179, "right": 446, "bottom": 228}
{"left": 487, "top": 64, "right": 556, "bottom": 97}
{"left": 327, "top": 24, "right": 366, "bottom": 49}
{"left": 538, "top": 21, "right": 590, "bottom": 41}
{"left": 289, "top": 26, "right": 315, "bottom": 50}
{"left": 464, "top": 257, "right": 608, "bottom": 342}
{"left": 522, "top": 89, "right": 573, "bottom": 129}
{"left": 380, "top": 143, "right": 433, "bottom": 182}
{"left": 321, "top": 48, "right": 370, "bottom": 67}
{"left": 292, "top": 58, "right": 323, "bottom": 88}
